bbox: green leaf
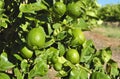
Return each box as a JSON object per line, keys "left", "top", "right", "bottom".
{"left": 82, "top": 40, "right": 94, "bottom": 48}
{"left": 93, "top": 57, "right": 103, "bottom": 70}
{"left": 25, "top": 16, "right": 39, "bottom": 21}
{"left": 100, "top": 47, "right": 112, "bottom": 63}
{"left": 34, "top": 50, "right": 44, "bottom": 56}
{"left": 29, "top": 60, "right": 48, "bottom": 78}
{"left": 86, "top": 11, "right": 97, "bottom": 18}
{"left": 14, "top": 68, "right": 23, "bottom": 79}
{"left": 19, "top": 2, "right": 47, "bottom": 13}
{"left": 47, "top": 23, "right": 53, "bottom": 35}
{"left": 34, "top": 51, "right": 47, "bottom": 64}
{"left": 76, "top": 1, "right": 86, "bottom": 10}
{"left": 73, "top": 18, "right": 89, "bottom": 30}
{"left": 69, "top": 67, "right": 88, "bottom": 79}
{"left": 53, "top": 23, "right": 61, "bottom": 29}
{"left": 0, "top": 15, "right": 9, "bottom": 28}
{"left": 21, "top": 59, "right": 28, "bottom": 73}
{"left": 0, "top": 52, "right": 15, "bottom": 71}
{"left": 53, "top": 23, "right": 63, "bottom": 36}
{"left": 0, "top": 9, "right": 4, "bottom": 14}
{"left": 90, "top": 72, "right": 110, "bottom": 79}
{"left": 20, "top": 22, "right": 30, "bottom": 31}
{"left": 89, "top": 19, "right": 97, "bottom": 25}
{"left": 107, "top": 59, "right": 119, "bottom": 77}
{"left": 44, "top": 38, "right": 55, "bottom": 48}
{"left": 97, "top": 19, "right": 103, "bottom": 25}
{"left": 58, "top": 56, "right": 67, "bottom": 64}
{"left": 45, "top": 47, "right": 59, "bottom": 63}
{"left": 13, "top": 54, "right": 23, "bottom": 61}
{"left": 0, "top": 73, "right": 10, "bottom": 79}
{"left": 57, "top": 31, "right": 66, "bottom": 40}
{"left": 58, "top": 42, "right": 65, "bottom": 56}
{"left": 80, "top": 40, "right": 95, "bottom": 62}
{"left": 78, "top": 68, "right": 88, "bottom": 79}
{"left": 56, "top": 70, "right": 68, "bottom": 77}
{"left": 29, "top": 48, "right": 53, "bottom": 78}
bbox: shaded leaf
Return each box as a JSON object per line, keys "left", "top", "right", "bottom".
{"left": 0, "top": 52, "right": 15, "bottom": 71}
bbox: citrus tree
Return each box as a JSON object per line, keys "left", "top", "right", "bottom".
{"left": 98, "top": 4, "right": 120, "bottom": 21}
{"left": 0, "top": 0, "right": 120, "bottom": 79}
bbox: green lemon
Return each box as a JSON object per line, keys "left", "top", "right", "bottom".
{"left": 53, "top": 2, "right": 66, "bottom": 16}
{"left": 27, "top": 27, "right": 46, "bottom": 50}
{"left": 67, "top": 2, "right": 81, "bottom": 17}
{"left": 66, "top": 49, "right": 80, "bottom": 64}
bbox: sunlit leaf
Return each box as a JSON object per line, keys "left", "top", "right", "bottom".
{"left": 100, "top": 47, "right": 112, "bottom": 63}
{"left": 107, "top": 59, "right": 119, "bottom": 77}
{"left": 86, "top": 11, "right": 97, "bottom": 18}
{"left": 0, "top": 73, "right": 10, "bottom": 79}
{"left": 90, "top": 72, "right": 110, "bottom": 79}
{"left": 73, "top": 18, "right": 89, "bottom": 30}
{"left": 21, "top": 59, "right": 28, "bottom": 73}
{"left": 58, "top": 42, "right": 65, "bottom": 56}
{"left": 14, "top": 68, "right": 23, "bottom": 79}
{"left": 19, "top": 2, "right": 47, "bottom": 13}
{"left": 29, "top": 60, "right": 48, "bottom": 78}
{"left": 69, "top": 67, "right": 88, "bottom": 79}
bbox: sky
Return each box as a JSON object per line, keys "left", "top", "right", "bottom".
{"left": 97, "top": 0, "right": 120, "bottom": 6}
